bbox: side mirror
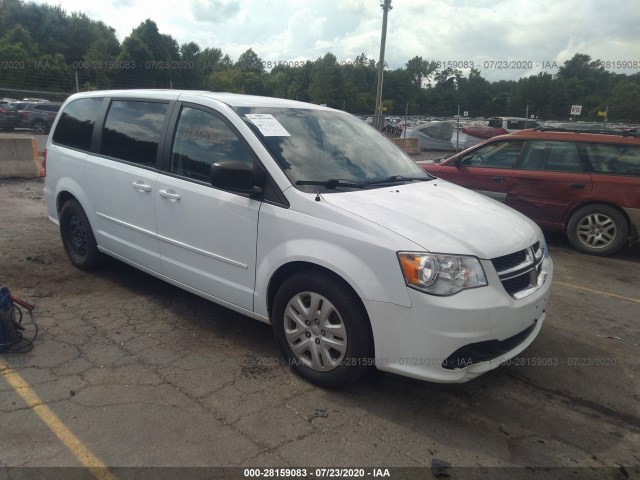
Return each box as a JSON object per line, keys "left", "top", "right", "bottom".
{"left": 210, "top": 161, "right": 263, "bottom": 197}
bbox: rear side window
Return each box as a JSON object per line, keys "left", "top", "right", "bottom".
{"left": 53, "top": 98, "right": 102, "bottom": 151}
{"left": 584, "top": 144, "right": 640, "bottom": 176}
{"left": 519, "top": 141, "right": 584, "bottom": 172}
{"left": 100, "top": 100, "right": 168, "bottom": 167}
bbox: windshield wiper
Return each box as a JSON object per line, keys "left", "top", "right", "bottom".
{"left": 296, "top": 179, "right": 367, "bottom": 189}
{"left": 296, "top": 175, "right": 434, "bottom": 189}
{"left": 364, "top": 175, "right": 434, "bottom": 185}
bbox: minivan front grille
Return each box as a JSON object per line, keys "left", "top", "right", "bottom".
{"left": 492, "top": 242, "right": 545, "bottom": 299}
{"left": 491, "top": 250, "right": 527, "bottom": 273}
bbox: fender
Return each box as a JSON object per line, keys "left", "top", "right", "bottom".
{"left": 253, "top": 237, "right": 413, "bottom": 320}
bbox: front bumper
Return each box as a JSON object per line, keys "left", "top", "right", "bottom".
{"left": 364, "top": 256, "right": 553, "bottom": 383}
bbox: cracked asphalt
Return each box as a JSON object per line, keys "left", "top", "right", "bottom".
{"left": 0, "top": 177, "right": 639, "bottom": 479}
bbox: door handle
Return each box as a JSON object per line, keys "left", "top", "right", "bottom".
{"left": 569, "top": 183, "right": 585, "bottom": 189}
{"left": 132, "top": 181, "right": 152, "bottom": 192}
{"left": 491, "top": 176, "right": 505, "bottom": 183}
{"left": 159, "top": 189, "right": 181, "bottom": 201}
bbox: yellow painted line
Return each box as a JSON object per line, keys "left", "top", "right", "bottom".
{"left": 554, "top": 280, "right": 640, "bottom": 304}
{"left": 0, "top": 361, "right": 116, "bottom": 480}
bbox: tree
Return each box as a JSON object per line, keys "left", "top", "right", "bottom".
{"left": 235, "top": 48, "right": 264, "bottom": 75}
{"left": 199, "top": 47, "right": 225, "bottom": 73}
{"left": 179, "top": 41, "right": 202, "bottom": 88}
{"left": 82, "top": 34, "right": 121, "bottom": 89}
{"left": 308, "top": 53, "right": 339, "bottom": 106}
{"left": 0, "top": 24, "right": 39, "bottom": 88}
{"left": 116, "top": 35, "right": 155, "bottom": 87}
{"left": 128, "top": 19, "right": 177, "bottom": 62}
{"left": 605, "top": 80, "right": 640, "bottom": 123}
{"left": 405, "top": 56, "right": 438, "bottom": 90}
{"left": 457, "top": 68, "right": 493, "bottom": 117}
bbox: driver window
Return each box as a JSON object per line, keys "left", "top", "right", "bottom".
{"left": 171, "top": 107, "right": 253, "bottom": 182}
{"left": 460, "top": 141, "right": 523, "bottom": 168}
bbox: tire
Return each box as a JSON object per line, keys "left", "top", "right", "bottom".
{"left": 32, "top": 120, "right": 48, "bottom": 134}
{"left": 272, "top": 271, "right": 373, "bottom": 388}
{"left": 59, "top": 199, "right": 105, "bottom": 269}
{"left": 566, "top": 204, "right": 628, "bottom": 256}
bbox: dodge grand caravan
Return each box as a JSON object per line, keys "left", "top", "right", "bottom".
{"left": 44, "top": 90, "right": 553, "bottom": 387}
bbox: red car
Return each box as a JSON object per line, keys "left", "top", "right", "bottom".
{"left": 417, "top": 128, "right": 640, "bottom": 256}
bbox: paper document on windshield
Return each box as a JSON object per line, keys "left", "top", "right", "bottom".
{"left": 245, "top": 114, "right": 291, "bottom": 136}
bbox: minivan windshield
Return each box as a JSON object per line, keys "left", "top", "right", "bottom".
{"left": 233, "top": 107, "right": 429, "bottom": 192}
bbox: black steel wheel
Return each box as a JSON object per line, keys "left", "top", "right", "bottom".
{"left": 59, "top": 199, "right": 105, "bottom": 269}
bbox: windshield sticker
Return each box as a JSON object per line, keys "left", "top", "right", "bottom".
{"left": 245, "top": 114, "right": 291, "bottom": 137}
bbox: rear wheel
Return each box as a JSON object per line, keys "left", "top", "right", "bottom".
{"left": 272, "top": 271, "right": 373, "bottom": 388}
{"left": 59, "top": 199, "right": 105, "bottom": 269}
{"left": 32, "top": 120, "right": 48, "bottom": 134}
{"left": 566, "top": 204, "right": 628, "bottom": 256}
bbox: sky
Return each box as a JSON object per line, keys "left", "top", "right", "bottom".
{"left": 33, "top": 0, "right": 640, "bottom": 81}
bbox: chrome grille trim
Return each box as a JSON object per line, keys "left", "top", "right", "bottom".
{"left": 492, "top": 243, "right": 546, "bottom": 299}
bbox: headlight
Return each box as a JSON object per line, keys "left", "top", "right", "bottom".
{"left": 397, "top": 252, "right": 488, "bottom": 296}
{"left": 540, "top": 235, "right": 549, "bottom": 259}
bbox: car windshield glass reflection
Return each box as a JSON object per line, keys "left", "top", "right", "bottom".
{"left": 234, "top": 107, "right": 428, "bottom": 192}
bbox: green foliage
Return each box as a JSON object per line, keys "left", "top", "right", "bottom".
{"left": 604, "top": 80, "right": 640, "bottom": 122}
{"left": 308, "top": 53, "right": 339, "bottom": 106}
{"left": 235, "top": 48, "right": 265, "bottom": 75}
{"left": 405, "top": 56, "right": 438, "bottom": 90}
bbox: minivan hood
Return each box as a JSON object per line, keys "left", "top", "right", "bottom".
{"left": 321, "top": 180, "right": 539, "bottom": 259}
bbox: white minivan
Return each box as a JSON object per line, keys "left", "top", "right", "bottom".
{"left": 44, "top": 90, "right": 553, "bottom": 387}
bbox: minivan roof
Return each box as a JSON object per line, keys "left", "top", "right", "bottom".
{"left": 66, "top": 89, "right": 330, "bottom": 110}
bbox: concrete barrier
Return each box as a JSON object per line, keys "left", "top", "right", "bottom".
{"left": 0, "top": 136, "right": 43, "bottom": 178}
{"left": 391, "top": 137, "right": 420, "bottom": 155}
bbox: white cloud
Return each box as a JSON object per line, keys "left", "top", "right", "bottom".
{"left": 191, "top": 0, "right": 241, "bottom": 24}
{"left": 31, "top": 0, "right": 640, "bottom": 80}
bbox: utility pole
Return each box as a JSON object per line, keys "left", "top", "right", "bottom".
{"left": 374, "top": 0, "right": 392, "bottom": 131}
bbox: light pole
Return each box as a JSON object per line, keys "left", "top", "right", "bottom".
{"left": 374, "top": 0, "right": 392, "bottom": 131}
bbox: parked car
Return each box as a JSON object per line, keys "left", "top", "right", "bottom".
{"left": 0, "top": 103, "right": 21, "bottom": 131}
{"left": 488, "top": 117, "right": 540, "bottom": 132}
{"left": 405, "top": 121, "right": 456, "bottom": 150}
{"left": 21, "top": 97, "right": 50, "bottom": 103}
{"left": 44, "top": 90, "right": 552, "bottom": 387}
{"left": 418, "top": 129, "right": 640, "bottom": 256}
{"left": 20, "top": 102, "right": 62, "bottom": 134}
{"left": 10, "top": 101, "right": 31, "bottom": 112}
{"left": 453, "top": 125, "right": 509, "bottom": 150}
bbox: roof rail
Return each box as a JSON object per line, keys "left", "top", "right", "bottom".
{"left": 534, "top": 126, "right": 640, "bottom": 138}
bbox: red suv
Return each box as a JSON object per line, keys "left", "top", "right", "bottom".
{"left": 418, "top": 128, "right": 640, "bottom": 256}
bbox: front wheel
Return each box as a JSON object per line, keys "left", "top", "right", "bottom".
{"left": 59, "top": 199, "right": 105, "bottom": 269}
{"left": 272, "top": 271, "right": 373, "bottom": 388}
{"left": 566, "top": 204, "right": 628, "bottom": 256}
